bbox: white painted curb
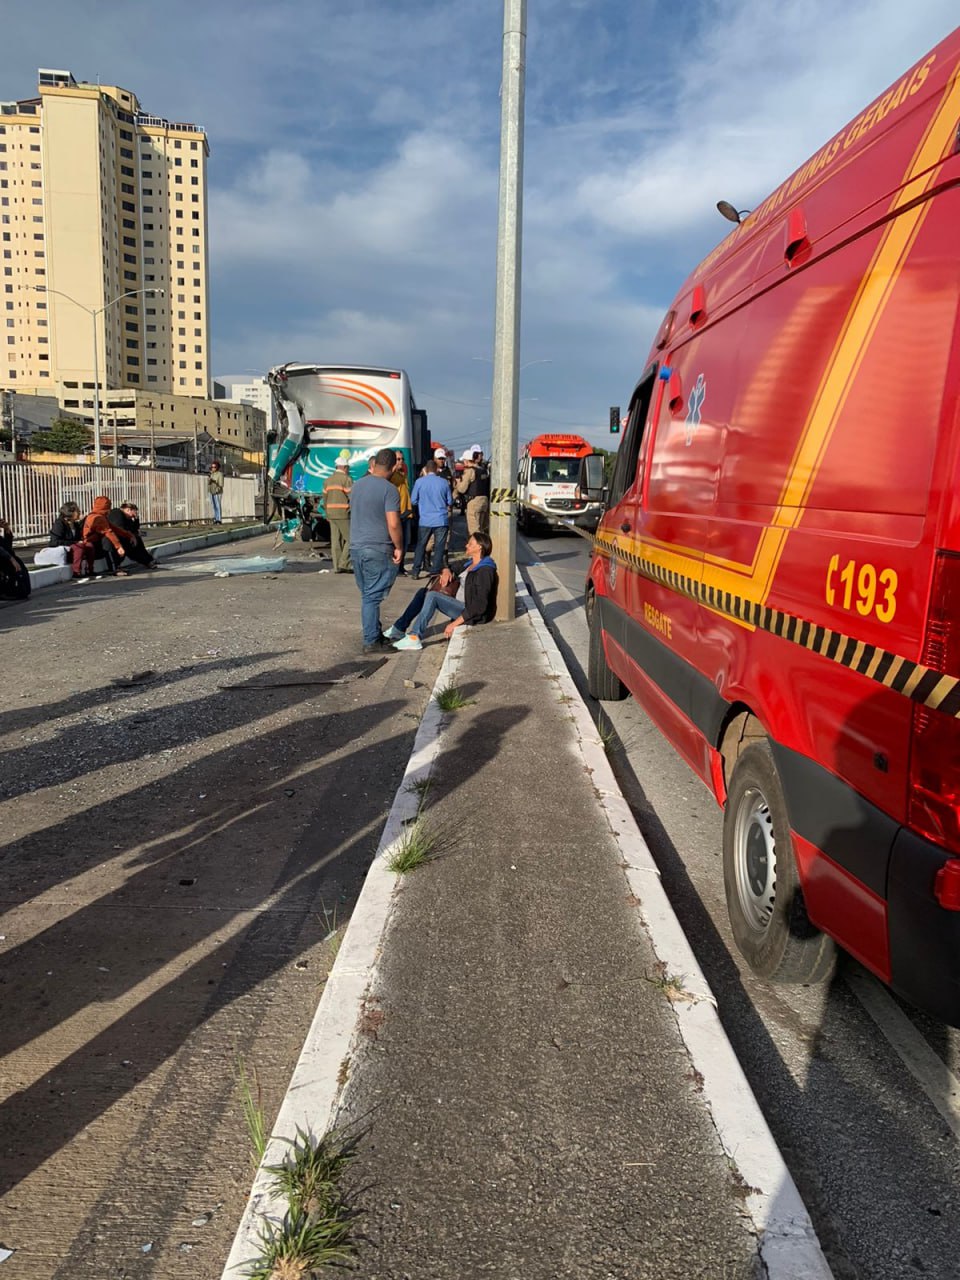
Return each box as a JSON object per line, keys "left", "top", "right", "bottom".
{"left": 221, "top": 631, "right": 467, "bottom": 1278}
{"left": 516, "top": 572, "right": 834, "bottom": 1280}
{"left": 25, "top": 523, "right": 267, "bottom": 591}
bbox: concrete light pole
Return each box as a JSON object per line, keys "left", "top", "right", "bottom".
{"left": 489, "top": 0, "right": 526, "bottom": 621}
{"left": 36, "top": 286, "right": 162, "bottom": 463}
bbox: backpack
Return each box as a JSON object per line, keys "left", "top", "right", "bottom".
{"left": 0, "top": 546, "right": 31, "bottom": 600}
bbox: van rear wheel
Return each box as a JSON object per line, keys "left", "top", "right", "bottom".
{"left": 722, "top": 741, "right": 835, "bottom": 984}
{"left": 587, "top": 597, "right": 627, "bottom": 701}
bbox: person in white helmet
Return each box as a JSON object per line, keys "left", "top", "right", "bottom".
{"left": 433, "top": 447, "right": 453, "bottom": 486}
{"left": 455, "top": 445, "right": 490, "bottom": 536}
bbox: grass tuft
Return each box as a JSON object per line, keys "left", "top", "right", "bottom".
{"left": 646, "top": 965, "right": 694, "bottom": 1002}
{"left": 266, "top": 1127, "right": 357, "bottom": 1221}
{"left": 597, "top": 713, "right": 618, "bottom": 754}
{"left": 386, "top": 819, "right": 437, "bottom": 874}
{"left": 317, "top": 898, "right": 339, "bottom": 940}
{"left": 236, "top": 1056, "right": 267, "bottom": 1167}
{"left": 434, "top": 682, "right": 471, "bottom": 712}
{"left": 403, "top": 776, "right": 432, "bottom": 804}
{"left": 245, "top": 1208, "right": 354, "bottom": 1279}
{"left": 244, "top": 1128, "right": 359, "bottom": 1278}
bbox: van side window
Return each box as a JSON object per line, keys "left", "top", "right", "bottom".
{"left": 608, "top": 368, "right": 655, "bottom": 506}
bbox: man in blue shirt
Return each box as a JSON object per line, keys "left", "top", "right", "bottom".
{"left": 349, "top": 448, "right": 403, "bottom": 652}
{"left": 410, "top": 459, "right": 452, "bottom": 579}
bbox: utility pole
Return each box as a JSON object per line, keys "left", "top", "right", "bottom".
{"left": 147, "top": 400, "right": 156, "bottom": 468}
{"left": 489, "top": 0, "right": 526, "bottom": 621}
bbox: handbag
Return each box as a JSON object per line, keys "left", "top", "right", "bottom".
{"left": 427, "top": 571, "right": 460, "bottom": 598}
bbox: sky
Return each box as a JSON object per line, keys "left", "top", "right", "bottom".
{"left": 2, "top": 1, "right": 957, "bottom": 458}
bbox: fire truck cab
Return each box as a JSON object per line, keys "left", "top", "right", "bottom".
{"left": 585, "top": 27, "right": 960, "bottom": 1025}
{"left": 517, "top": 434, "right": 603, "bottom": 532}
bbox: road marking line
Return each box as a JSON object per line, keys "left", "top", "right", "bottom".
{"left": 845, "top": 967, "right": 960, "bottom": 1138}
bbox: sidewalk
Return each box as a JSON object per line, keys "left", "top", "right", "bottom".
{"left": 22, "top": 519, "right": 267, "bottom": 590}
{"left": 224, "top": 584, "right": 831, "bottom": 1279}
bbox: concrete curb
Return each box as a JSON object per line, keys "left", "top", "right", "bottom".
{"left": 25, "top": 523, "right": 268, "bottom": 590}
{"left": 516, "top": 571, "right": 833, "bottom": 1280}
{"left": 220, "top": 630, "right": 467, "bottom": 1278}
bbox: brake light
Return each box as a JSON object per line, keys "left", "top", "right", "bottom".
{"left": 935, "top": 860, "right": 960, "bottom": 910}
{"left": 908, "top": 550, "right": 960, "bottom": 854}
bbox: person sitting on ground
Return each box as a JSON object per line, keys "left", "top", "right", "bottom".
{"left": 386, "top": 531, "right": 498, "bottom": 652}
{"left": 82, "top": 496, "right": 131, "bottom": 577}
{"left": 44, "top": 502, "right": 94, "bottom": 578}
{"left": 0, "top": 514, "right": 30, "bottom": 599}
{"left": 109, "top": 502, "right": 159, "bottom": 570}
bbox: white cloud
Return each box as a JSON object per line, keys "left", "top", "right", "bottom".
{"left": 571, "top": 0, "right": 958, "bottom": 240}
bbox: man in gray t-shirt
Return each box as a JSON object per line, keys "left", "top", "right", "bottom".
{"left": 349, "top": 448, "right": 403, "bottom": 652}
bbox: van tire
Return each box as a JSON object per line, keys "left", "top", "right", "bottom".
{"left": 722, "top": 741, "right": 836, "bottom": 984}
{"left": 588, "top": 599, "right": 627, "bottom": 701}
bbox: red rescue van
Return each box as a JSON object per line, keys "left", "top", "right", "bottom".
{"left": 585, "top": 27, "right": 960, "bottom": 1024}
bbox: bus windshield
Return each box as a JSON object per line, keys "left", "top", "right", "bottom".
{"left": 281, "top": 367, "right": 407, "bottom": 448}
{"left": 531, "top": 457, "right": 580, "bottom": 483}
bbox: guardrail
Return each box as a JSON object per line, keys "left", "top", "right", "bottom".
{"left": 0, "top": 462, "right": 256, "bottom": 541}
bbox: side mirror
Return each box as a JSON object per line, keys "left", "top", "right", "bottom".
{"left": 579, "top": 453, "right": 605, "bottom": 501}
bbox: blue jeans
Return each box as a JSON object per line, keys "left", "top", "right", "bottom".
{"left": 210, "top": 492, "right": 222, "bottom": 522}
{"left": 352, "top": 546, "right": 399, "bottom": 644}
{"left": 412, "top": 523, "right": 448, "bottom": 575}
{"left": 407, "top": 589, "right": 463, "bottom": 638}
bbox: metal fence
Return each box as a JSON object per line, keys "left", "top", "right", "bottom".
{"left": 0, "top": 462, "right": 257, "bottom": 541}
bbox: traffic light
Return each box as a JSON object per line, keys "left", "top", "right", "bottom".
{"left": 609, "top": 405, "right": 621, "bottom": 434}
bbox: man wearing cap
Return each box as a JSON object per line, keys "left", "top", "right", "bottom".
{"left": 323, "top": 454, "right": 353, "bottom": 573}
{"left": 433, "top": 447, "right": 454, "bottom": 487}
{"left": 455, "top": 445, "right": 490, "bottom": 537}
{"left": 410, "top": 458, "right": 452, "bottom": 579}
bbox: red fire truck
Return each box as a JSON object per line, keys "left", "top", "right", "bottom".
{"left": 517, "top": 434, "right": 603, "bottom": 532}
{"left": 585, "top": 27, "right": 960, "bottom": 1024}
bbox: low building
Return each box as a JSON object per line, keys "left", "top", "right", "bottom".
{"left": 0, "top": 389, "right": 62, "bottom": 459}
{"left": 57, "top": 388, "right": 265, "bottom": 455}
{"left": 214, "top": 375, "right": 277, "bottom": 436}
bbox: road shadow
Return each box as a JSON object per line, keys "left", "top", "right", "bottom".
{"left": 0, "top": 699, "right": 412, "bottom": 1200}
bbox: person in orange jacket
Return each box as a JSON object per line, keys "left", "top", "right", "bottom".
{"left": 82, "top": 496, "right": 131, "bottom": 577}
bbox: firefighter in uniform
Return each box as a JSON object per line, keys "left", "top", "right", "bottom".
{"left": 456, "top": 446, "right": 491, "bottom": 536}
{"left": 323, "top": 453, "right": 353, "bottom": 573}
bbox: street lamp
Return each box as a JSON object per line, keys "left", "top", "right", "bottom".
{"left": 35, "top": 285, "right": 163, "bottom": 464}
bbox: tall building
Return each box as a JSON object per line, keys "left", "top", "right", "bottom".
{"left": 0, "top": 69, "right": 210, "bottom": 417}
{"left": 214, "top": 374, "right": 276, "bottom": 435}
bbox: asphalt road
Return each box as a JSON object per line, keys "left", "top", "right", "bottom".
{"left": 519, "top": 526, "right": 960, "bottom": 1280}
{"left": 0, "top": 536, "right": 444, "bottom": 1279}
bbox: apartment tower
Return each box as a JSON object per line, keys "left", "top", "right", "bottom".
{"left": 0, "top": 69, "right": 210, "bottom": 417}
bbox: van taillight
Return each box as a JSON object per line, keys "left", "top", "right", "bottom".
{"left": 908, "top": 550, "right": 960, "bottom": 855}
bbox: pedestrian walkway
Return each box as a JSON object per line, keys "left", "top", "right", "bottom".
{"left": 224, "top": 583, "right": 831, "bottom": 1279}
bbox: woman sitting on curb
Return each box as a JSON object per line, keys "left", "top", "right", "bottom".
{"left": 82, "top": 496, "right": 131, "bottom": 577}
{"left": 385, "top": 531, "right": 498, "bottom": 652}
